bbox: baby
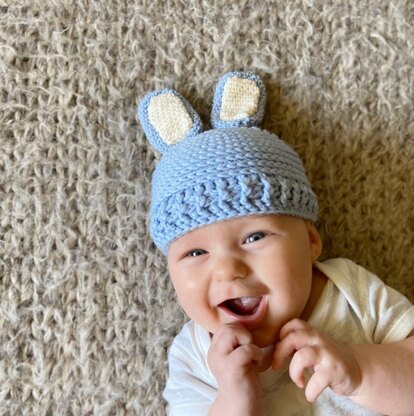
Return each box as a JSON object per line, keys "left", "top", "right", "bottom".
{"left": 138, "top": 71, "right": 414, "bottom": 416}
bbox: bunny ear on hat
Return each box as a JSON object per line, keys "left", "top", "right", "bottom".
{"left": 137, "top": 89, "right": 203, "bottom": 154}
{"left": 211, "top": 71, "right": 266, "bottom": 129}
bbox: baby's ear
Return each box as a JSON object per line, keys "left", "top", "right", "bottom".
{"left": 137, "top": 89, "right": 203, "bottom": 154}
{"left": 211, "top": 71, "right": 266, "bottom": 129}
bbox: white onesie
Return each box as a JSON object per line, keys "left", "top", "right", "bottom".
{"left": 163, "top": 258, "right": 414, "bottom": 415}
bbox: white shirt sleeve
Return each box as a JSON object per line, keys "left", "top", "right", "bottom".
{"left": 319, "top": 258, "right": 414, "bottom": 344}
{"left": 362, "top": 265, "right": 414, "bottom": 343}
{"left": 163, "top": 322, "right": 217, "bottom": 416}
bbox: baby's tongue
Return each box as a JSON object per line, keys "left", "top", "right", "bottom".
{"left": 225, "top": 296, "right": 261, "bottom": 316}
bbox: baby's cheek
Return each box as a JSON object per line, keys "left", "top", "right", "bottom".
{"left": 184, "top": 300, "right": 220, "bottom": 333}
{"left": 171, "top": 273, "right": 219, "bottom": 330}
{"left": 186, "top": 299, "right": 214, "bottom": 323}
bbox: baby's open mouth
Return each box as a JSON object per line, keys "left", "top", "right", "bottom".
{"left": 220, "top": 296, "right": 263, "bottom": 316}
{"left": 218, "top": 295, "right": 267, "bottom": 326}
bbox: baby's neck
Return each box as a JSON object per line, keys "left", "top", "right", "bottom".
{"left": 259, "top": 344, "right": 276, "bottom": 372}
{"left": 300, "top": 266, "right": 328, "bottom": 322}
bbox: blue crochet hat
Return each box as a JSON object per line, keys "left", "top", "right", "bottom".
{"left": 138, "top": 71, "right": 318, "bottom": 255}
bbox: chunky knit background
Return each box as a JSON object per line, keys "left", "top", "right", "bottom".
{"left": 0, "top": 1, "right": 413, "bottom": 415}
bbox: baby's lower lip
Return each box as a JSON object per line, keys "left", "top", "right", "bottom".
{"left": 219, "top": 296, "right": 268, "bottom": 327}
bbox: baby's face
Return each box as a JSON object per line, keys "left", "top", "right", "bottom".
{"left": 167, "top": 214, "right": 322, "bottom": 347}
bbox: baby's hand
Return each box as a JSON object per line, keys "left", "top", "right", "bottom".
{"left": 208, "top": 323, "right": 264, "bottom": 399}
{"left": 272, "top": 319, "right": 362, "bottom": 402}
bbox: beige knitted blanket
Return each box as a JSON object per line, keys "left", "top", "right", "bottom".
{"left": 0, "top": 1, "right": 413, "bottom": 414}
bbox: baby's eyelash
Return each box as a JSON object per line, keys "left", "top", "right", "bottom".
{"left": 185, "top": 249, "right": 207, "bottom": 258}
{"left": 244, "top": 231, "right": 268, "bottom": 244}
{"left": 182, "top": 231, "right": 271, "bottom": 258}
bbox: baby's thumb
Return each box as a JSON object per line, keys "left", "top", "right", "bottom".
{"left": 234, "top": 343, "right": 264, "bottom": 368}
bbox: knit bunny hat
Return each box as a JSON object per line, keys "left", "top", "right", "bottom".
{"left": 138, "top": 71, "right": 318, "bottom": 255}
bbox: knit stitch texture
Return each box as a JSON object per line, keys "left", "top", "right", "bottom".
{"left": 149, "top": 126, "right": 318, "bottom": 254}
{"left": 0, "top": 1, "right": 413, "bottom": 415}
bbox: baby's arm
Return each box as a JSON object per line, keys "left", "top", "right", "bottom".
{"left": 207, "top": 324, "right": 264, "bottom": 416}
{"left": 272, "top": 319, "right": 414, "bottom": 416}
{"left": 347, "top": 331, "right": 414, "bottom": 416}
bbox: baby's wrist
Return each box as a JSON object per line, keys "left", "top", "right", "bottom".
{"left": 210, "top": 388, "right": 262, "bottom": 416}
{"left": 217, "top": 380, "right": 261, "bottom": 399}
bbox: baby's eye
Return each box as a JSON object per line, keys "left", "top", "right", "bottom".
{"left": 244, "top": 231, "right": 267, "bottom": 244}
{"left": 186, "top": 249, "right": 207, "bottom": 258}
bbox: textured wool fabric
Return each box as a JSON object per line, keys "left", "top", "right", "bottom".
{"left": 139, "top": 72, "right": 318, "bottom": 254}
{"left": 0, "top": 1, "right": 413, "bottom": 415}
{"left": 147, "top": 127, "right": 318, "bottom": 254}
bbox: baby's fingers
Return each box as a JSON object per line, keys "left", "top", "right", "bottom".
{"left": 288, "top": 346, "right": 320, "bottom": 388}
{"left": 272, "top": 328, "right": 315, "bottom": 370}
{"left": 279, "top": 318, "right": 312, "bottom": 340}
{"left": 212, "top": 324, "right": 253, "bottom": 356}
{"left": 289, "top": 346, "right": 331, "bottom": 402}
{"left": 230, "top": 343, "right": 264, "bottom": 368}
{"left": 208, "top": 324, "right": 263, "bottom": 373}
{"left": 305, "top": 370, "right": 332, "bottom": 402}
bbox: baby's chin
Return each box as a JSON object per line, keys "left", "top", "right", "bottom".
{"left": 251, "top": 328, "right": 280, "bottom": 349}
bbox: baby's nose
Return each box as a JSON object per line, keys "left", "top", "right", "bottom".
{"left": 212, "top": 255, "right": 249, "bottom": 282}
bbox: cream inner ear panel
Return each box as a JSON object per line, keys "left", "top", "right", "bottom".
{"left": 219, "top": 77, "right": 260, "bottom": 121}
{"left": 148, "top": 93, "right": 193, "bottom": 145}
